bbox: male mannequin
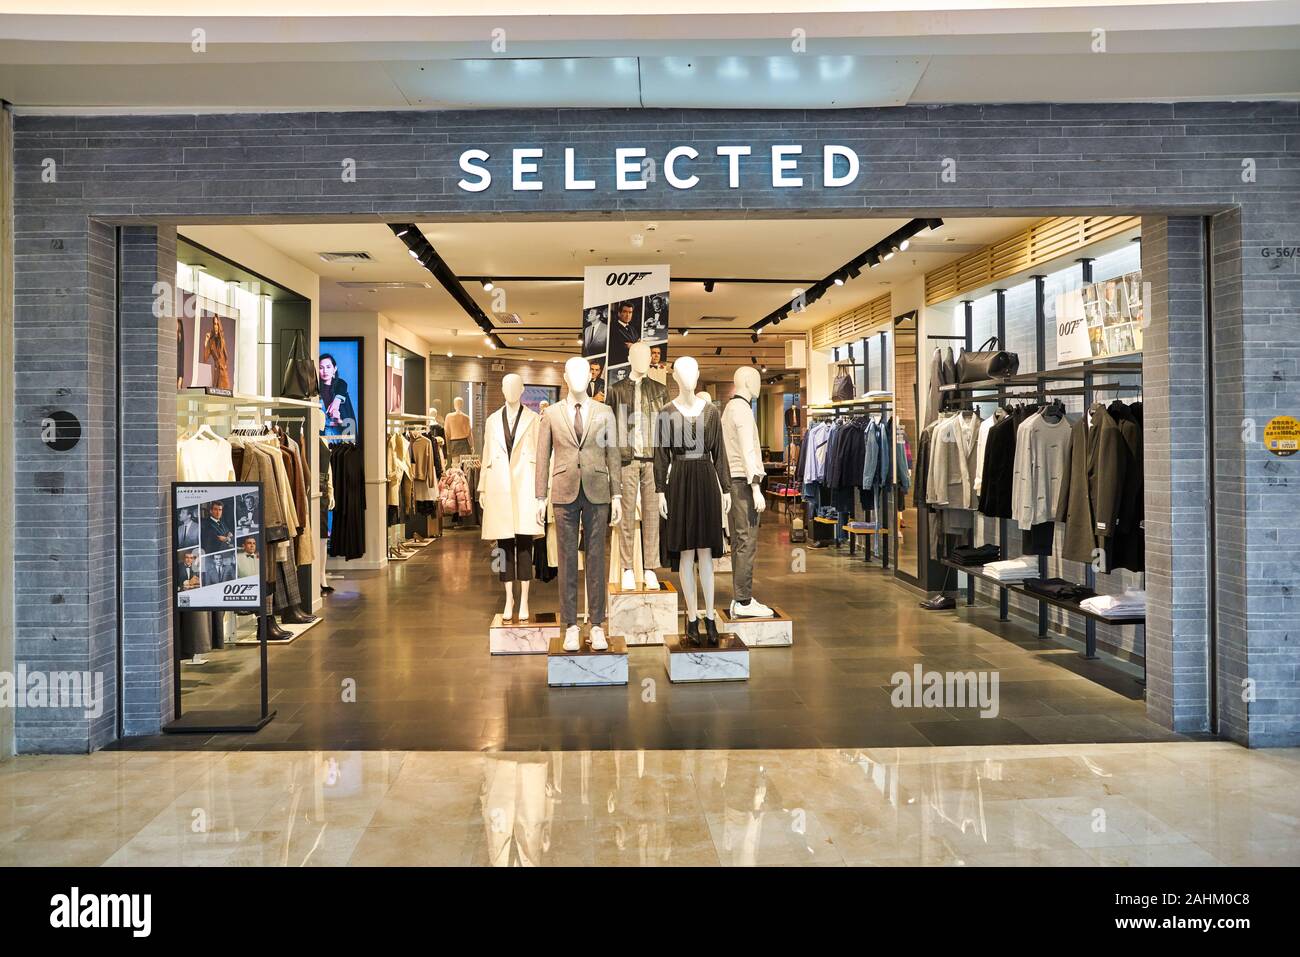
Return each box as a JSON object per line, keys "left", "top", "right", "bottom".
{"left": 445, "top": 396, "right": 473, "bottom": 459}
{"left": 722, "top": 367, "right": 774, "bottom": 617}
{"left": 656, "top": 356, "right": 731, "bottom": 645}
{"left": 480, "top": 374, "right": 542, "bottom": 622}
{"left": 536, "top": 357, "right": 623, "bottom": 652}
{"left": 606, "top": 342, "right": 668, "bottom": 590}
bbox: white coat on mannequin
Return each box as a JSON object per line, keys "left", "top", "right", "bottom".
{"left": 480, "top": 374, "right": 542, "bottom": 621}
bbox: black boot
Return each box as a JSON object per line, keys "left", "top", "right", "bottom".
{"left": 265, "top": 616, "right": 293, "bottom": 641}
{"left": 320, "top": 584, "right": 335, "bottom": 595}
{"left": 703, "top": 616, "right": 721, "bottom": 647}
{"left": 280, "top": 608, "right": 316, "bottom": 626}
{"left": 293, "top": 604, "right": 319, "bottom": 623}
{"left": 684, "top": 617, "right": 700, "bottom": 645}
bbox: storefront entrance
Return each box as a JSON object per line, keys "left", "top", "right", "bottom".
{"left": 8, "top": 104, "right": 1297, "bottom": 753}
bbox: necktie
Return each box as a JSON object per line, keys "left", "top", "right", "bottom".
{"left": 573, "top": 403, "right": 584, "bottom": 444}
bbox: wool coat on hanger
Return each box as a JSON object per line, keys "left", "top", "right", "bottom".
{"left": 478, "top": 404, "right": 543, "bottom": 540}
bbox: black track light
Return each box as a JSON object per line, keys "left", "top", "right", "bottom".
{"left": 714, "top": 346, "right": 723, "bottom": 356}
{"left": 481, "top": 279, "right": 495, "bottom": 292}
{"left": 751, "top": 333, "right": 759, "bottom": 343}
{"left": 703, "top": 280, "right": 715, "bottom": 293}
{"left": 750, "top": 355, "right": 758, "bottom": 366}
{"left": 847, "top": 264, "right": 861, "bottom": 279}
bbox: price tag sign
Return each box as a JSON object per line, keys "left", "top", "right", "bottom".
{"left": 172, "top": 482, "right": 265, "bottom": 610}
{"left": 1263, "top": 415, "right": 1300, "bottom": 457}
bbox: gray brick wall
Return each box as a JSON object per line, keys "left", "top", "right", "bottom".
{"left": 9, "top": 103, "right": 1300, "bottom": 748}
{"left": 119, "top": 225, "right": 177, "bottom": 736}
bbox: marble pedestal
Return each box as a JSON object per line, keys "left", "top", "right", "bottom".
{"left": 489, "top": 612, "right": 561, "bottom": 655}
{"left": 663, "top": 633, "right": 750, "bottom": 683}
{"left": 607, "top": 581, "right": 679, "bottom": 647}
{"left": 547, "top": 633, "right": 629, "bottom": 687}
{"left": 718, "top": 605, "right": 793, "bottom": 647}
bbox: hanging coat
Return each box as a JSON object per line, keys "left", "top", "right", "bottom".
{"left": 478, "top": 404, "right": 544, "bottom": 540}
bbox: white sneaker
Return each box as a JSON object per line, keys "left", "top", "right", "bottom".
{"left": 589, "top": 625, "right": 608, "bottom": 651}
{"left": 621, "top": 568, "right": 637, "bottom": 590}
{"left": 563, "top": 625, "right": 580, "bottom": 652}
{"left": 733, "top": 599, "right": 775, "bottom": 619}
{"left": 643, "top": 569, "right": 659, "bottom": 590}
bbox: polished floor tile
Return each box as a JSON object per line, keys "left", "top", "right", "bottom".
{"left": 3, "top": 742, "right": 1296, "bottom": 866}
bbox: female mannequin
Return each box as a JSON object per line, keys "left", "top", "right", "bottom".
{"left": 655, "top": 356, "right": 731, "bottom": 645}
{"left": 479, "top": 374, "right": 541, "bottom": 621}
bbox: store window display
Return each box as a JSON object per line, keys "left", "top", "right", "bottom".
{"left": 535, "top": 356, "right": 623, "bottom": 652}
{"left": 655, "top": 356, "right": 731, "bottom": 646}
{"left": 722, "top": 366, "right": 773, "bottom": 618}
{"left": 480, "top": 374, "right": 543, "bottom": 622}
{"left": 606, "top": 342, "right": 667, "bottom": 590}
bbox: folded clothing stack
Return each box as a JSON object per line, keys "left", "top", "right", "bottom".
{"left": 1022, "top": 577, "right": 1097, "bottom": 603}
{"left": 1079, "top": 590, "right": 1147, "bottom": 619}
{"left": 949, "top": 544, "right": 1001, "bottom": 567}
{"left": 845, "top": 521, "right": 879, "bottom": 531}
{"left": 982, "top": 556, "right": 1039, "bottom": 581}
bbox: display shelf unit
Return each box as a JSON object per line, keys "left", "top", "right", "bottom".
{"left": 937, "top": 358, "right": 1143, "bottom": 395}
{"left": 939, "top": 558, "right": 1146, "bottom": 629}
{"left": 177, "top": 391, "right": 319, "bottom": 412}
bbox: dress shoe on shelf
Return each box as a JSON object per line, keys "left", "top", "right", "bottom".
{"left": 731, "top": 598, "right": 775, "bottom": 619}
{"left": 563, "top": 625, "right": 580, "bottom": 652}
{"left": 919, "top": 595, "right": 957, "bottom": 611}
{"left": 589, "top": 625, "right": 608, "bottom": 651}
{"left": 280, "top": 609, "right": 315, "bottom": 626}
{"left": 703, "top": 616, "right": 721, "bottom": 647}
{"left": 266, "top": 620, "right": 293, "bottom": 641}
{"left": 684, "top": 617, "right": 701, "bottom": 645}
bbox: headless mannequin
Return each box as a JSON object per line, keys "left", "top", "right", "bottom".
{"left": 728, "top": 366, "right": 773, "bottom": 618}
{"left": 446, "top": 397, "right": 472, "bottom": 457}
{"left": 538, "top": 356, "right": 624, "bottom": 651}
{"left": 658, "top": 356, "right": 731, "bottom": 640}
{"left": 500, "top": 374, "right": 530, "bottom": 623}
{"left": 621, "top": 342, "right": 660, "bottom": 591}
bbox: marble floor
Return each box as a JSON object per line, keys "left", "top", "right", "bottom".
{"left": 117, "top": 520, "right": 1175, "bottom": 751}
{"left": 2, "top": 742, "right": 1297, "bottom": 866}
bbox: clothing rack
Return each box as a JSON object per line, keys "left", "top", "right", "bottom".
{"left": 933, "top": 356, "right": 1145, "bottom": 676}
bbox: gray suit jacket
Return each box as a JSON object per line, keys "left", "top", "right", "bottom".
{"left": 535, "top": 399, "right": 623, "bottom": 506}
{"left": 606, "top": 375, "right": 668, "bottom": 466}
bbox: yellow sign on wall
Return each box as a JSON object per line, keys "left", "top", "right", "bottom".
{"left": 1263, "top": 415, "right": 1300, "bottom": 457}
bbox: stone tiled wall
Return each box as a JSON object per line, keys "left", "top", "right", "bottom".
{"left": 10, "top": 103, "right": 1300, "bottom": 748}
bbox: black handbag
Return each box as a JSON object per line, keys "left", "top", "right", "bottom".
{"left": 831, "top": 370, "right": 856, "bottom": 401}
{"left": 956, "top": 336, "right": 1019, "bottom": 383}
{"left": 280, "top": 330, "right": 319, "bottom": 399}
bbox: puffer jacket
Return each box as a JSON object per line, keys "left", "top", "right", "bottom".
{"left": 439, "top": 467, "right": 473, "bottom": 517}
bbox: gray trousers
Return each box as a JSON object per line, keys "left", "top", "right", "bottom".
{"left": 555, "top": 488, "right": 611, "bottom": 627}
{"left": 618, "top": 459, "right": 660, "bottom": 571}
{"left": 729, "top": 478, "right": 759, "bottom": 603}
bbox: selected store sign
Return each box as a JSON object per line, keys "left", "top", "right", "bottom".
{"left": 455, "top": 144, "right": 861, "bottom": 192}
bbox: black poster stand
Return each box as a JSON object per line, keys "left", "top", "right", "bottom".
{"left": 163, "top": 480, "right": 276, "bottom": 734}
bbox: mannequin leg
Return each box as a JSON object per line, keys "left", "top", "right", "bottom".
{"left": 503, "top": 581, "right": 515, "bottom": 621}
{"left": 518, "top": 580, "right": 530, "bottom": 621}
{"left": 678, "top": 551, "right": 698, "bottom": 620}
{"left": 696, "top": 548, "right": 716, "bottom": 619}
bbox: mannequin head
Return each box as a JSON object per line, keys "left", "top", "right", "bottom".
{"left": 428, "top": 405, "right": 440, "bottom": 423}
{"left": 628, "top": 341, "right": 652, "bottom": 376}
{"left": 564, "top": 356, "right": 590, "bottom": 398}
{"left": 733, "top": 365, "right": 761, "bottom": 401}
{"left": 672, "top": 356, "right": 700, "bottom": 397}
{"left": 452, "top": 396, "right": 465, "bottom": 414}
{"left": 696, "top": 391, "right": 713, "bottom": 404}
{"left": 502, "top": 373, "right": 524, "bottom": 405}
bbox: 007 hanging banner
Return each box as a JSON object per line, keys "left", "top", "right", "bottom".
{"left": 172, "top": 482, "right": 265, "bottom": 611}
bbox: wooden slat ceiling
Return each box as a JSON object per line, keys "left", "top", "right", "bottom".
{"left": 809, "top": 292, "right": 892, "bottom": 351}
{"left": 923, "top": 215, "right": 1140, "bottom": 306}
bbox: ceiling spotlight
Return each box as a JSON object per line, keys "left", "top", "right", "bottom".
{"left": 928, "top": 218, "right": 945, "bottom": 231}
{"left": 681, "top": 328, "right": 690, "bottom": 336}
{"left": 482, "top": 279, "right": 495, "bottom": 292}
{"left": 833, "top": 275, "right": 845, "bottom": 286}
{"left": 408, "top": 248, "right": 421, "bottom": 260}
{"left": 750, "top": 355, "right": 758, "bottom": 365}
{"left": 703, "top": 280, "right": 715, "bottom": 293}
{"left": 714, "top": 346, "right": 723, "bottom": 356}
{"left": 882, "top": 249, "right": 895, "bottom": 261}
{"left": 395, "top": 225, "right": 413, "bottom": 238}
{"left": 751, "top": 333, "right": 759, "bottom": 343}
{"left": 899, "top": 238, "right": 910, "bottom": 252}
{"left": 446, "top": 351, "right": 452, "bottom": 358}
{"left": 483, "top": 337, "right": 492, "bottom": 346}
{"left": 761, "top": 364, "right": 767, "bottom": 373}
{"left": 847, "top": 265, "right": 861, "bottom": 279}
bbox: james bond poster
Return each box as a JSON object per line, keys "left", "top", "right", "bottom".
{"left": 1056, "top": 270, "right": 1145, "bottom": 364}
{"left": 173, "top": 482, "right": 264, "bottom": 611}
{"left": 582, "top": 265, "right": 670, "bottom": 389}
